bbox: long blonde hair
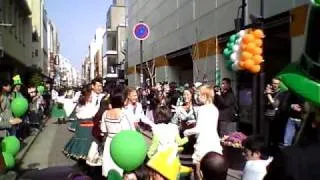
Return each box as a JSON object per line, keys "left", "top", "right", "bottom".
{"left": 199, "top": 84, "right": 214, "bottom": 104}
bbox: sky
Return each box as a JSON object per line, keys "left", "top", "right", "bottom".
{"left": 46, "top": 0, "right": 111, "bottom": 71}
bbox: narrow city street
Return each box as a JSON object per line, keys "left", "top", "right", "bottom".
{"left": 19, "top": 119, "right": 75, "bottom": 170}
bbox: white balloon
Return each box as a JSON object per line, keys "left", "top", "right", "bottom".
{"left": 233, "top": 45, "right": 240, "bottom": 52}
{"left": 231, "top": 63, "right": 239, "bottom": 71}
{"left": 230, "top": 53, "right": 237, "bottom": 61}
{"left": 238, "top": 30, "right": 246, "bottom": 37}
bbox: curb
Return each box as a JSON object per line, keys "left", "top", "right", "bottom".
{"left": 16, "top": 118, "right": 50, "bottom": 164}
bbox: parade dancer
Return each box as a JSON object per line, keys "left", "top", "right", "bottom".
{"left": 124, "top": 87, "right": 154, "bottom": 130}
{"left": 101, "top": 88, "right": 136, "bottom": 177}
{"left": 183, "top": 84, "right": 222, "bottom": 180}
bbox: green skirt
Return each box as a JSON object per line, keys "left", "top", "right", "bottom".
{"left": 50, "top": 103, "right": 67, "bottom": 120}
{"left": 63, "top": 119, "right": 93, "bottom": 160}
{"left": 67, "top": 120, "right": 77, "bottom": 132}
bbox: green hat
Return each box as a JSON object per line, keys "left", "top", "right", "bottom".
{"left": 278, "top": 1, "right": 320, "bottom": 107}
{"left": 12, "top": 75, "right": 22, "bottom": 85}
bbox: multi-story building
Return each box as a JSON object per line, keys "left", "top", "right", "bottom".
{"left": 0, "top": 0, "right": 32, "bottom": 81}
{"left": 88, "top": 28, "right": 105, "bottom": 80}
{"left": 81, "top": 56, "right": 91, "bottom": 85}
{"left": 47, "top": 19, "right": 60, "bottom": 81}
{"left": 127, "top": 0, "right": 311, "bottom": 132}
{"left": 57, "top": 54, "right": 76, "bottom": 87}
{"left": 103, "top": 0, "right": 127, "bottom": 82}
{"left": 26, "top": 0, "right": 48, "bottom": 76}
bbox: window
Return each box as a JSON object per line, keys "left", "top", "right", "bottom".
{"left": 35, "top": 49, "right": 38, "bottom": 57}
{"left": 32, "top": 30, "right": 39, "bottom": 42}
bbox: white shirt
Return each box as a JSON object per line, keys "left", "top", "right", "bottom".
{"left": 76, "top": 103, "right": 97, "bottom": 119}
{"left": 152, "top": 123, "right": 180, "bottom": 152}
{"left": 242, "top": 158, "right": 273, "bottom": 180}
{"left": 90, "top": 91, "right": 105, "bottom": 111}
{"left": 184, "top": 103, "right": 222, "bottom": 159}
{"left": 125, "top": 102, "right": 155, "bottom": 127}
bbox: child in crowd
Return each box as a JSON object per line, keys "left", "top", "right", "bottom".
{"left": 242, "top": 135, "right": 273, "bottom": 180}
{"left": 147, "top": 105, "right": 188, "bottom": 158}
{"left": 200, "top": 151, "right": 229, "bottom": 180}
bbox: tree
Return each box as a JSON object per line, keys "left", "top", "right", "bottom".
{"left": 144, "top": 59, "right": 156, "bottom": 87}
{"left": 26, "top": 65, "right": 43, "bottom": 87}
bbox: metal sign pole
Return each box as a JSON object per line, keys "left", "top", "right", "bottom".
{"left": 140, "top": 40, "right": 143, "bottom": 87}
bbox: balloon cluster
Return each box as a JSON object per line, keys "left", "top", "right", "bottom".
{"left": 223, "top": 29, "right": 265, "bottom": 73}
{"left": 1, "top": 136, "right": 21, "bottom": 170}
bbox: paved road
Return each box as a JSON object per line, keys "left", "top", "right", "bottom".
{"left": 19, "top": 119, "right": 76, "bottom": 170}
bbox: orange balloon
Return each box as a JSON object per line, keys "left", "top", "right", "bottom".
{"left": 245, "top": 42, "right": 256, "bottom": 53}
{"left": 252, "top": 29, "right": 265, "bottom": 39}
{"left": 250, "top": 65, "right": 261, "bottom": 73}
{"left": 255, "top": 39, "right": 263, "bottom": 47}
{"left": 242, "top": 34, "right": 255, "bottom": 44}
{"left": 244, "top": 59, "right": 254, "bottom": 69}
{"left": 241, "top": 51, "right": 253, "bottom": 60}
{"left": 253, "top": 47, "right": 263, "bottom": 55}
{"left": 239, "top": 61, "right": 245, "bottom": 68}
{"left": 253, "top": 55, "right": 263, "bottom": 64}
{"left": 240, "top": 44, "right": 247, "bottom": 50}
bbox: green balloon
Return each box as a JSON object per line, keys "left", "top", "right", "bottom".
{"left": 278, "top": 64, "right": 320, "bottom": 106}
{"left": 107, "top": 169, "right": 122, "bottom": 180}
{"left": 229, "top": 34, "right": 239, "bottom": 43}
{"left": 223, "top": 48, "right": 232, "bottom": 58}
{"left": 225, "top": 60, "right": 233, "bottom": 71}
{"left": 279, "top": 81, "right": 288, "bottom": 92}
{"left": 2, "top": 152, "right": 15, "bottom": 169}
{"left": 10, "top": 97, "right": 28, "bottom": 117}
{"left": 227, "top": 42, "right": 234, "bottom": 49}
{"left": 1, "top": 136, "right": 20, "bottom": 156}
{"left": 37, "top": 86, "right": 45, "bottom": 95}
{"left": 313, "top": 0, "right": 320, "bottom": 6}
{"left": 110, "top": 130, "right": 147, "bottom": 172}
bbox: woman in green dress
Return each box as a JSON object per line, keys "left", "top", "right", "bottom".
{"left": 63, "top": 88, "right": 98, "bottom": 160}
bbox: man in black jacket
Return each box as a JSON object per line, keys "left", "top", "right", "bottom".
{"left": 215, "top": 78, "right": 238, "bottom": 136}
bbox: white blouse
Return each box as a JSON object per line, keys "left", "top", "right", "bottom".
{"left": 184, "top": 103, "right": 222, "bottom": 160}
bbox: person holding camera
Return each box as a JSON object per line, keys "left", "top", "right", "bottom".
{"left": 264, "top": 78, "right": 290, "bottom": 153}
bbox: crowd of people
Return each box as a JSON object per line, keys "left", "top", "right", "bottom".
{"left": 1, "top": 74, "right": 320, "bottom": 180}
{"left": 55, "top": 76, "right": 320, "bottom": 180}
{"left": 0, "top": 75, "right": 51, "bottom": 141}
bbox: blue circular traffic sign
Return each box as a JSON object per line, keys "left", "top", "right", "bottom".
{"left": 133, "top": 23, "right": 150, "bottom": 41}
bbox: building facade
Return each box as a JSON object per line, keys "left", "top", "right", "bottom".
{"left": 126, "top": 0, "right": 310, "bottom": 86}
{"left": 103, "top": 0, "right": 127, "bottom": 82}
{"left": 127, "top": 0, "right": 311, "bottom": 132}
{"left": 0, "top": 0, "right": 32, "bottom": 81}
{"left": 47, "top": 19, "right": 60, "bottom": 82}
{"left": 88, "top": 28, "right": 105, "bottom": 80}
{"left": 28, "top": 0, "right": 48, "bottom": 75}
{"left": 81, "top": 56, "right": 91, "bottom": 85}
